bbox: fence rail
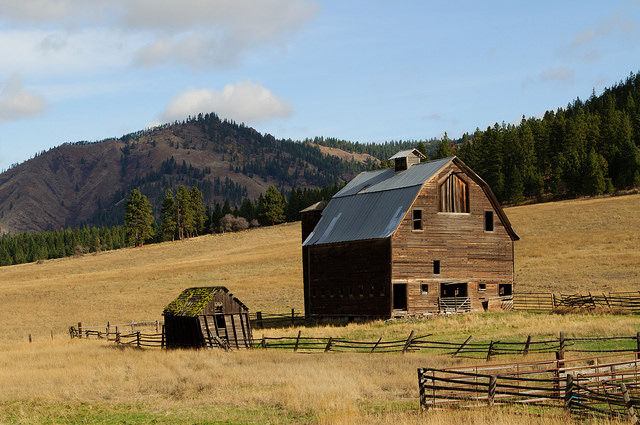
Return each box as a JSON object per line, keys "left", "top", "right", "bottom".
{"left": 418, "top": 352, "right": 640, "bottom": 422}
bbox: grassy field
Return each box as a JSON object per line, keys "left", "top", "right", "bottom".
{"left": 1, "top": 194, "right": 639, "bottom": 424}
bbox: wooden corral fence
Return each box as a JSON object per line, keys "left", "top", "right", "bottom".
{"left": 514, "top": 292, "right": 640, "bottom": 312}
{"left": 257, "top": 331, "right": 640, "bottom": 358}
{"left": 418, "top": 352, "right": 640, "bottom": 422}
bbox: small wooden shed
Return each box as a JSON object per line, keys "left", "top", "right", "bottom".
{"left": 163, "top": 286, "right": 253, "bottom": 350}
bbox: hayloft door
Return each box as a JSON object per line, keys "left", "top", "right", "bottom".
{"left": 393, "top": 283, "right": 407, "bottom": 310}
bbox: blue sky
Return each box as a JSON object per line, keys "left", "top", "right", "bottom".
{"left": 1, "top": 0, "right": 639, "bottom": 171}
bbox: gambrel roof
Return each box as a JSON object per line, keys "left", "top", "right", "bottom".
{"left": 302, "top": 156, "right": 518, "bottom": 247}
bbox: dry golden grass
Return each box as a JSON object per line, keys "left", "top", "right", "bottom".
{"left": 510, "top": 193, "right": 640, "bottom": 294}
{"left": 1, "top": 194, "right": 639, "bottom": 424}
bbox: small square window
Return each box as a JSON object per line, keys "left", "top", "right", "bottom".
{"left": 433, "top": 260, "right": 440, "bottom": 275}
{"left": 412, "top": 209, "right": 423, "bottom": 230}
{"left": 484, "top": 211, "right": 494, "bottom": 232}
{"left": 478, "top": 283, "right": 486, "bottom": 292}
{"left": 421, "top": 284, "right": 429, "bottom": 294}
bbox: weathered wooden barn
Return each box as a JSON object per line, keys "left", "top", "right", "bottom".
{"left": 163, "top": 286, "right": 253, "bottom": 349}
{"left": 301, "top": 150, "right": 519, "bottom": 319}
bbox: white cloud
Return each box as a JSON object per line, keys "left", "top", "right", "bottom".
{"left": 0, "top": 74, "right": 48, "bottom": 122}
{"left": 0, "top": 0, "right": 320, "bottom": 69}
{"left": 539, "top": 68, "right": 575, "bottom": 85}
{"left": 161, "top": 81, "right": 292, "bottom": 124}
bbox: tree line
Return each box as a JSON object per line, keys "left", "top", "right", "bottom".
{"left": 0, "top": 183, "right": 341, "bottom": 266}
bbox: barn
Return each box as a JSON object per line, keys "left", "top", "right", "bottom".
{"left": 301, "top": 150, "right": 519, "bottom": 319}
{"left": 163, "top": 286, "right": 253, "bottom": 349}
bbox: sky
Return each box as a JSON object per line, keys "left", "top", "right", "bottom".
{"left": 1, "top": 0, "right": 639, "bottom": 171}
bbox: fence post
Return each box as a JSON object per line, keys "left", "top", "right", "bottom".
{"left": 636, "top": 332, "right": 640, "bottom": 360}
{"left": 136, "top": 331, "right": 141, "bottom": 348}
{"left": 293, "top": 330, "right": 301, "bottom": 352}
{"left": 78, "top": 322, "right": 82, "bottom": 339}
{"left": 324, "top": 337, "right": 333, "bottom": 352}
{"left": 261, "top": 334, "right": 266, "bottom": 349}
{"left": 417, "top": 368, "right": 426, "bottom": 411}
{"left": 370, "top": 337, "right": 382, "bottom": 353}
{"left": 257, "top": 312, "right": 263, "bottom": 328}
{"left": 402, "top": 330, "right": 415, "bottom": 354}
{"left": 131, "top": 320, "right": 135, "bottom": 331}
{"left": 620, "top": 382, "right": 638, "bottom": 424}
{"left": 488, "top": 376, "right": 497, "bottom": 406}
{"left": 453, "top": 335, "right": 473, "bottom": 357}
{"left": 106, "top": 321, "right": 110, "bottom": 339}
{"left": 564, "top": 374, "right": 574, "bottom": 412}
{"left": 486, "top": 340, "right": 495, "bottom": 361}
{"left": 51, "top": 330, "right": 54, "bottom": 341}
{"left": 291, "top": 308, "right": 295, "bottom": 325}
{"left": 559, "top": 332, "right": 565, "bottom": 361}
{"left": 155, "top": 320, "right": 159, "bottom": 332}
{"left": 523, "top": 335, "right": 531, "bottom": 356}
{"left": 161, "top": 325, "right": 165, "bottom": 349}
{"left": 28, "top": 334, "right": 32, "bottom": 343}
{"left": 552, "top": 293, "right": 557, "bottom": 309}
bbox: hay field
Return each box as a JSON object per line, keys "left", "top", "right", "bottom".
{"left": 1, "top": 194, "right": 639, "bottom": 424}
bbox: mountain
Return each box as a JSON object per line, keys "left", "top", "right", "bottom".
{"left": 0, "top": 113, "right": 379, "bottom": 234}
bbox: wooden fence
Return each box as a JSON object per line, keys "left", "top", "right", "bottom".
{"left": 418, "top": 352, "right": 640, "bottom": 422}
{"left": 69, "top": 321, "right": 640, "bottom": 357}
{"left": 515, "top": 292, "right": 640, "bottom": 312}
{"left": 69, "top": 320, "right": 162, "bottom": 340}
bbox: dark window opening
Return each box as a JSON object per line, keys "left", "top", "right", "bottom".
{"left": 433, "top": 260, "right": 441, "bottom": 275}
{"left": 441, "top": 283, "right": 468, "bottom": 298}
{"left": 370, "top": 285, "right": 375, "bottom": 297}
{"left": 412, "top": 209, "right": 423, "bottom": 230}
{"left": 499, "top": 284, "right": 512, "bottom": 296}
{"left": 215, "top": 314, "right": 226, "bottom": 330}
{"left": 393, "top": 284, "right": 407, "bottom": 310}
{"left": 478, "top": 283, "right": 486, "bottom": 292}
{"left": 421, "top": 284, "right": 429, "bottom": 294}
{"left": 439, "top": 173, "right": 469, "bottom": 213}
{"left": 484, "top": 211, "right": 494, "bottom": 232}
{"left": 359, "top": 286, "right": 364, "bottom": 297}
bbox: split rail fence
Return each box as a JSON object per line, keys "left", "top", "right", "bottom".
{"left": 69, "top": 320, "right": 640, "bottom": 357}
{"left": 515, "top": 291, "right": 640, "bottom": 312}
{"left": 418, "top": 352, "right": 640, "bottom": 422}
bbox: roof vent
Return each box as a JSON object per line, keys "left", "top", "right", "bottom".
{"left": 389, "top": 148, "right": 426, "bottom": 172}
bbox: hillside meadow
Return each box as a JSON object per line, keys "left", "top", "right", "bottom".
{"left": 1, "top": 194, "right": 639, "bottom": 424}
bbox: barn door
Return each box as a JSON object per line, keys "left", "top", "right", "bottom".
{"left": 393, "top": 283, "right": 407, "bottom": 310}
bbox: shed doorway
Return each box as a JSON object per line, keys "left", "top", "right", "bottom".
{"left": 393, "top": 283, "right": 407, "bottom": 310}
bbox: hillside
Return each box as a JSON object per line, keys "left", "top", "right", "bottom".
{"left": 0, "top": 114, "right": 378, "bottom": 234}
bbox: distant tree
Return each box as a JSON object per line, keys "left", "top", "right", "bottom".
{"left": 124, "top": 189, "right": 154, "bottom": 247}
{"left": 160, "top": 190, "right": 177, "bottom": 241}
{"left": 416, "top": 141, "right": 430, "bottom": 161}
{"left": 433, "top": 133, "right": 454, "bottom": 159}
{"left": 189, "top": 186, "right": 206, "bottom": 236}
{"left": 261, "top": 185, "right": 286, "bottom": 225}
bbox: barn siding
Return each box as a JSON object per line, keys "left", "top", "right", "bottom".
{"left": 391, "top": 162, "right": 514, "bottom": 313}
{"left": 306, "top": 239, "right": 391, "bottom": 318}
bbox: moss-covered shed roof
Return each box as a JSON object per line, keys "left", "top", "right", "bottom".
{"left": 163, "top": 286, "right": 247, "bottom": 317}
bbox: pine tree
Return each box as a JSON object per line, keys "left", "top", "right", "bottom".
{"left": 124, "top": 189, "right": 154, "bottom": 247}
{"left": 189, "top": 186, "right": 206, "bottom": 236}
{"left": 160, "top": 189, "right": 177, "bottom": 241}
{"left": 261, "top": 185, "right": 286, "bottom": 225}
